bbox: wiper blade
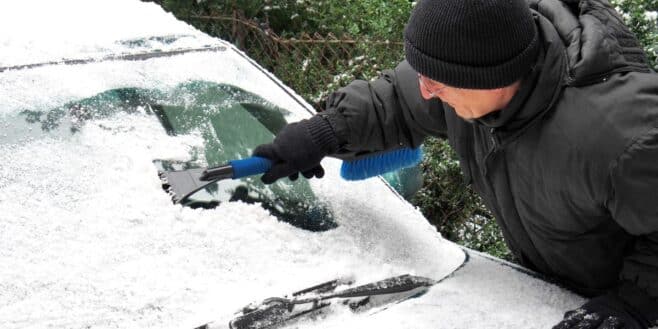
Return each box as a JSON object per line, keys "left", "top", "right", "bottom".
{"left": 195, "top": 274, "right": 436, "bottom": 329}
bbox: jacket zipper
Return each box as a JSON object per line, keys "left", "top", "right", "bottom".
{"left": 482, "top": 128, "right": 499, "bottom": 177}
{"left": 479, "top": 127, "right": 526, "bottom": 262}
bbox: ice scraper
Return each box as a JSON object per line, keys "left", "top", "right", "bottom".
{"left": 158, "top": 147, "right": 422, "bottom": 204}
{"left": 159, "top": 156, "right": 272, "bottom": 204}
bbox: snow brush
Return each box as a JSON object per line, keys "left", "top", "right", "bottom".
{"left": 157, "top": 147, "right": 422, "bottom": 204}
{"left": 339, "top": 147, "right": 423, "bottom": 181}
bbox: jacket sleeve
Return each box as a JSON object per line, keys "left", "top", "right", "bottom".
{"left": 608, "top": 127, "right": 658, "bottom": 304}
{"left": 321, "top": 60, "right": 448, "bottom": 154}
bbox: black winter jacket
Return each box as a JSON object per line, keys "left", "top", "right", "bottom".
{"left": 320, "top": 0, "right": 658, "bottom": 305}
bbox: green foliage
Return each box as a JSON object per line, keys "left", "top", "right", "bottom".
{"left": 310, "top": 46, "right": 404, "bottom": 103}
{"left": 159, "top": 1, "right": 409, "bottom": 107}
{"left": 611, "top": 0, "right": 658, "bottom": 69}
{"left": 161, "top": 0, "right": 411, "bottom": 38}
{"left": 413, "top": 138, "right": 513, "bottom": 261}
{"left": 287, "top": 0, "right": 412, "bottom": 38}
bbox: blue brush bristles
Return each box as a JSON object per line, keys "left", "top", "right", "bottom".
{"left": 340, "top": 147, "right": 423, "bottom": 181}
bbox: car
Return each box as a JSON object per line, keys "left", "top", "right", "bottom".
{"left": 0, "top": 1, "right": 583, "bottom": 329}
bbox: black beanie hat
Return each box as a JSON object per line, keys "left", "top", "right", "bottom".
{"left": 404, "top": 0, "right": 539, "bottom": 89}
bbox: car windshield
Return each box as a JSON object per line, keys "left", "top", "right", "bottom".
{"left": 4, "top": 80, "right": 336, "bottom": 231}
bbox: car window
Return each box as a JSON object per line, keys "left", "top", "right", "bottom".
{"left": 6, "top": 80, "right": 336, "bottom": 231}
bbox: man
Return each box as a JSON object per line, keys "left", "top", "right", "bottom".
{"left": 253, "top": 0, "right": 658, "bottom": 327}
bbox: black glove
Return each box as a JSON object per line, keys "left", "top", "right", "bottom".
{"left": 553, "top": 285, "right": 657, "bottom": 329}
{"left": 253, "top": 115, "right": 340, "bottom": 184}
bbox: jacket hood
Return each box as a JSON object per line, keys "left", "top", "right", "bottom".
{"left": 529, "top": 0, "right": 651, "bottom": 86}
{"left": 478, "top": 0, "right": 653, "bottom": 134}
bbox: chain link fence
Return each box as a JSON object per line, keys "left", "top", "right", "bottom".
{"left": 188, "top": 13, "right": 405, "bottom": 109}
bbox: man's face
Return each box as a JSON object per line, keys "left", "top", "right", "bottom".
{"left": 418, "top": 74, "right": 516, "bottom": 120}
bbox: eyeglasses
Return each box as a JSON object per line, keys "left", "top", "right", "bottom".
{"left": 418, "top": 73, "right": 447, "bottom": 97}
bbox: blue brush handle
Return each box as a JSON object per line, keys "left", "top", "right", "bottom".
{"left": 229, "top": 156, "right": 273, "bottom": 179}
{"left": 228, "top": 147, "right": 419, "bottom": 181}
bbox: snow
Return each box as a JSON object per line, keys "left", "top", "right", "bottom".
{"left": 302, "top": 254, "right": 584, "bottom": 329}
{"left": 0, "top": 112, "right": 464, "bottom": 328}
{"left": 0, "top": 0, "right": 217, "bottom": 68}
{"left": 0, "top": 1, "right": 583, "bottom": 329}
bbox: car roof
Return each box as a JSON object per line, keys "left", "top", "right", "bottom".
{"left": 0, "top": 0, "right": 214, "bottom": 68}
{"left": 0, "top": 1, "right": 582, "bottom": 328}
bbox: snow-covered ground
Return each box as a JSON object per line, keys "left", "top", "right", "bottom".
{"left": 0, "top": 1, "right": 583, "bottom": 329}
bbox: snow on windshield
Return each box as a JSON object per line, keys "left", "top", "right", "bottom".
{"left": 0, "top": 2, "right": 466, "bottom": 328}
{"left": 0, "top": 105, "right": 463, "bottom": 328}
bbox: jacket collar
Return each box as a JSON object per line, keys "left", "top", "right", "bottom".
{"left": 475, "top": 14, "right": 567, "bottom": 138}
